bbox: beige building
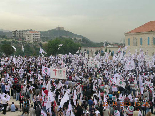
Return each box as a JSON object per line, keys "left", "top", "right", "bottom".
{"left": 125, "top": 21, "right": 155, "bottom": 56}
{"left": 55, "top": 27, "right": 64, "bottom": 30}
{"left": 12, "top": 30, "right": 26, "bottom": 39}
{"left": 12, "top": 30, "right": 40, "bottom": 43}
{"left": 25, "top": 31, "right": 40, "bottom": 43}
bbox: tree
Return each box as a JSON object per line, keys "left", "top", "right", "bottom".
{"left": 44, "top": 38, "right": 81, "bottom": 56}
{"left": 1, "top": 44, "right": 14, "bottom": 56}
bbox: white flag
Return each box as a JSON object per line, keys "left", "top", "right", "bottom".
{"left": 40, "top": 47, "right": 47, "bottom": 54}
{"left": 138, "top": 110, "right": 142, "bottom": 116}
{"left": 12, "top": 46, "right": 16, "bottom": 51}
{"left": 59, "top": 44, "right": 63, "bottom": 47}
{"left": 22, "top": 45, "right": 24, "bottom": 52}
{"left": 76, "top": 50, "right": 79, "bottom": 53}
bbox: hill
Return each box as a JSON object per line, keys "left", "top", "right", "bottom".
{"left": 41, "top": 29, "right": 88, "bottom": 41}
{"left": 40, "top": 29, "right": 103, "bottom": 47}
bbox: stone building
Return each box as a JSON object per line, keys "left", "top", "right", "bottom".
{"left": 25, "top": 31, "right": 40, "bottom": 43}
{"left": 12, "top": 30, "right": 40, "bottom": 43}
{"left": 125, "top": 21, "right": 155, "bottom": 56}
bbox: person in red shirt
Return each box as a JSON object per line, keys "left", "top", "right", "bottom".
{"left": 69, "top": 75, "right": 72, "bottom": 81}
{"left": 44, "top": 89, "right": 48, "bottom": 96}
{"left": 14, "top": 77, "right": 18, "bottom": 84}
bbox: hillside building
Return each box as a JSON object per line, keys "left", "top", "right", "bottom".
{"left": 55, "top": 27, "right": 64, "bottom": 30}
{"left": 12, "top": 30, "right": 40, "bottom": 43}
{"left": 25, "top": 31, "right": 40, "bottom": 43}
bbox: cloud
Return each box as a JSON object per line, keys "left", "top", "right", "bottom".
{"left": 0, "top": 0, "right": 155, "bottom": 42}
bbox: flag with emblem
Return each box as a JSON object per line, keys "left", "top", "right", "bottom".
{"left": 114, "top": 110, "right": 120, "bottom": 116}
{"left": 41, "top": 110, "right": 47, "bottom": 116}
{"left": 118, "top": 79, "right": 125, "bottom": 88}
{"left": 42, "top": 66, "right": 50, "bottom": 76}
{"left": 149, "top": 83, "right": 153, "bottom": 90}
{"left": 42, "top": 90, "right": 46, "bottom": 100}
{"left": 128, "top": 106, "right": 134, "bottom": 114}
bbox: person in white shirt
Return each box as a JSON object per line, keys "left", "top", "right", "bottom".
{"left": 5, "top": 83, "right": 10, "bottom": 95}
{"left": 95, "top": 107, "right": 101, "bottom": 116}
{"left": 2, "top": 95, "right": 8, "bottom": 115}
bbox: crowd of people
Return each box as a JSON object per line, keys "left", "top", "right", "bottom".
{"left": 0, "top": 48, "right": 155, "bottom": 116}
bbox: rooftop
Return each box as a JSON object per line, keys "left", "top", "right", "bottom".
{"left": 127, "top": 21, "right": 155, "bottom": 33}
{"left": 28, "top": 31, "right": 39, "bottom": 33}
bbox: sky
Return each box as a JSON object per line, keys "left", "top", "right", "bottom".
{"left": 0, "top": 0, "right": 155, "bottom": 42}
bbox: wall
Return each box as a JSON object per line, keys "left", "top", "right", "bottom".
{"left": 125, "top": 32, "right": 155, "bottom": 56}
{"left": 81, "top": 46, "right": 119, "bottom": 57}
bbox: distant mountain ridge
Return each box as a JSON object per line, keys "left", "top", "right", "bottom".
{"left": 0, "top": 29, "right": 10, "bottom": 32}
{"left": 40, "top": 29, "right": 91, "bottom": 42}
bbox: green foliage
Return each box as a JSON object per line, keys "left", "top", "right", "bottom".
{"left": 44, "top": 38, "right": 81, "bottom": 56}
{"left": 109, "top": 49, "right": 111, "bottom": 53}
{"left": 1, "top": 43, "right": 14, "bottom": 56}
{"left": 0, "top": 40, "right": 40, "bottom": 57}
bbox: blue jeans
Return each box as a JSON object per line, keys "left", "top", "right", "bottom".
{"left": 146, "top": 108, "right": 150, "bottom": 114}
{"left": 43, "top": 106, "right": 46, "bottom": 112}
{"left": 16, "top": 92, "right": 20, "bottom": 101}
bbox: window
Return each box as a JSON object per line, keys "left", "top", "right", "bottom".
{"left": 128, "top": 38, "right": 130, "bottom": 45}
{"left": 140, "top": 38, "right": 142, "bottom": 45}
{"left": 148, "top": 37, "right": 150, "bottom": 45}
{"left": 153, "top": 37, "right": 155, "bottom": 45}
{"left": 133, "top": 37, "right": 137, "bottom": 46}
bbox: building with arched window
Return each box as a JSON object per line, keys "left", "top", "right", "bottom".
{"left": 125, "top": 21, "right": 155, "bottom": 56}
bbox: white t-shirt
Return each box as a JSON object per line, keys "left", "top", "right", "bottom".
{"left": 2, "top": 97, "right": 7, "bottom": 104}
{"left": 95, "top": 110, "right": 100, "bottom": 116}
{"left": 5, "top": 85, "right": 10, "bottom": 92}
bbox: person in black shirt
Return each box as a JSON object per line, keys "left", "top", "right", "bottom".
{"left": 74, "top": 103, "right": 83, "bottom": 116}
{"left": 98, "top": 104, "right": 103, "bottom": 116}
{"left": 19, "top": 95, "right": 24, "bottom": 111}
{"left": 120, "top": 107, "right": 124, "bottom": 116}
{"left": 89, "top": 105, "right": 95, "bottom": 116}
{"left": 16, "top": 83, "right": 21, "bottom": 101}
{"left": 12, "top": 83, "right": 16, "bottom": 98}
{"left": 35, "top": 105, "right": 41, "bottom": 116}
{"left": 22, "top": 104, "right": 28, "bottom": 115}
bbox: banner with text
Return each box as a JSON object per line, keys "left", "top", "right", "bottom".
{"left": 50, "top": 68, "right": 66, "bottom": 79}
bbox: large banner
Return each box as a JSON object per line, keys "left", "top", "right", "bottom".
{"left": 50, "top": 68, "right": 66, "bottom": 79}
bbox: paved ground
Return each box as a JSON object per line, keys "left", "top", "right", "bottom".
{"left": 1, "top": 96, "right": 23, "bottom": 116}
{"left": 1, "top": 97, "right": 155, "bottom": 116}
